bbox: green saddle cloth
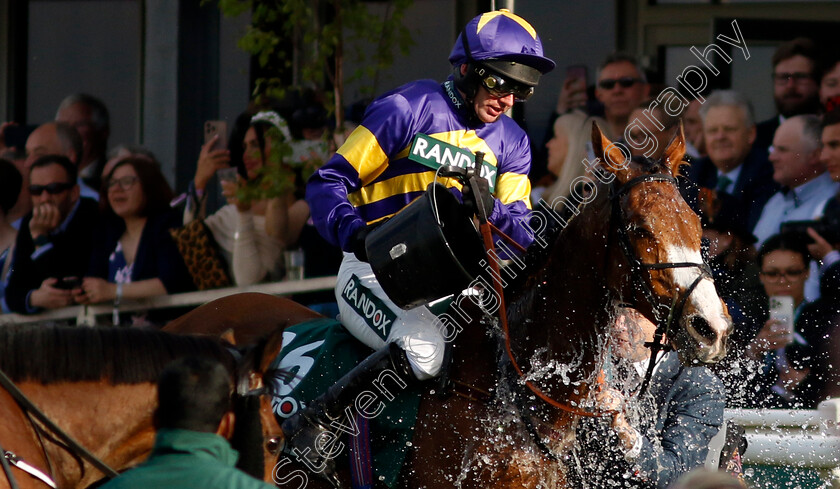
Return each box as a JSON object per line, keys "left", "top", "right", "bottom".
{"left": 266, "top": 318, "right": 423, "bottom": 488}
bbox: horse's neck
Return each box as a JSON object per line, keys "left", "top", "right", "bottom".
{"left": 510, "top": 193, "right": 614, "bottom": 392}
{"left": 19, "top": 380, "right": 157, "bottom": 488}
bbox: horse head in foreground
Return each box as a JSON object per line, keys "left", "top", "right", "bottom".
{"left": 590, "top": 122, "right": 731, "bottom": 364}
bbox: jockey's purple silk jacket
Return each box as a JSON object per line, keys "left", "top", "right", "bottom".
{"left": 305, "top": 78, "right": 535, "bottom": 252}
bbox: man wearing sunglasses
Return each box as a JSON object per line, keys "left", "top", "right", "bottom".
{"left": 5, "top": 154, "right": 98, "bottom": 313}
{"left": 293, "top": 9, "right": 553, "bottom": 483}
{"left": 595, "top": 53, "right": 650, "bottom": 138}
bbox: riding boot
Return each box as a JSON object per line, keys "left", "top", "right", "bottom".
{"left": 280, "top": 342, "right": 416, "bottom": 487}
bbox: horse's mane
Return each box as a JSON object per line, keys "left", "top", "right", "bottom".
{"left": 503, "top": 180, "right": 605, "bottom": 297}
{"left": 0, "top": 324, "right": 234, "bottom": 384}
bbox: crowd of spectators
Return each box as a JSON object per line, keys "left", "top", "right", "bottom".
{"left": 2, "top": 38, "right": 840, "bottom": 417}
{"left": 540, "top": 38, "right": 840, "bottom": 411}
{"left": 0, "top": 93, "right": 343, "bottom": 324}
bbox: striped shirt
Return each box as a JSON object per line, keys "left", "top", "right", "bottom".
{"left": 306, "top": 79, "right": 534, "bottom": 251}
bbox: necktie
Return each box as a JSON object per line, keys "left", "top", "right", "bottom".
{"left": 716, "top": 175, "right": 733, "bottom": 194}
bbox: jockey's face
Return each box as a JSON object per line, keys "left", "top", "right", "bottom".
{"left": 461, "top": 64, "right": 515, "bottom": 124}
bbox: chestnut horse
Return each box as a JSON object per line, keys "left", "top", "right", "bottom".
{"left": 166, "top": 125, "right": 731, "bottom": 488}
{"left": 0, "top": 324, "right": 285, "bottom": 489}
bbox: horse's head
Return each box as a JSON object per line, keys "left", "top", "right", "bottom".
{"left": 231, "top": 336, "right": 286, "bottom": 483}
{"left": 591, "top": 122, "right": 731, "bottom": 364}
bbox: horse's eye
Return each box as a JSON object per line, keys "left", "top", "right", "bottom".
{"left": 266, "top": 436, "right": 283, "bottom": 455}
{"left": 628, "top": 223, "right": 649, "bottom": 236}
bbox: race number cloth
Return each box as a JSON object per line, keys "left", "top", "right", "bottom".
{"left": 266, "top": 318, "right": 422, "bottom": 488}
{"left": 306, "top": 78, "right": 534, "bottom": 253}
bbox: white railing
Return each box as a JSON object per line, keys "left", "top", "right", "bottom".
{"left": 0, "top": 276, "right": 338, "bottom": 326}
{"left": 704, "top": 399, "right": 840, "bottom": 487}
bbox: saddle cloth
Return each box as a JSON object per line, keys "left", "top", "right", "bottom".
{"left": 265, "top": 318, "right": 423, "bottom": 488}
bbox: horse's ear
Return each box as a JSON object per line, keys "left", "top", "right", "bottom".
{"left": 663, "top": 121, "right": 687, "bottom": 177}
{"left": 220, "top": 329, "right": 236, "bottom": 346}
{"left": 591, "top": 121, "right": 631, "bottom": 183}
{"left": 258, "top": 326, "right": 286, "bottom": 373}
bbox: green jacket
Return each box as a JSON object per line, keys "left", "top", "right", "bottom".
{"left": 100, "top": 428, "right": 273, "bottom": 489}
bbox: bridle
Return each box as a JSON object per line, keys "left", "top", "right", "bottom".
{"left": 475, "top": 168, "right": 712, "bottom": 416}
{"left": 0, "top": 367, "right": 119, "bottom": 489}
{"left": 608, "top": 172, "right": 712, "bottom": 394}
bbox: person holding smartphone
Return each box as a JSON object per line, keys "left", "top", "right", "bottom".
{"left": 184, "top": 110, "right": 301, "bottom": 286}
{"left": 4, "top": 155, "right": 99, "bottom": 313}
{"left": 739, "top": 232, "right": 830, "bottom": 408}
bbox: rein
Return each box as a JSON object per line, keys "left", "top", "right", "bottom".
{"left": 476, "top": 202, "right": 606, "bottom": 417}
{"left": 476, "top": 172, "right": 711, "bottom": 420}
{"left": 0, "top": 367, "right": 120, "bottom": 487}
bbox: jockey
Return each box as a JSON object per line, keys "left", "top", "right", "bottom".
{"left": 287, "top": 10, "right": 554, "bottom": 481}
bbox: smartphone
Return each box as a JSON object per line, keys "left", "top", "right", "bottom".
{"left": 769, "top": 295, "right": 795, "bottom": 334}
{"left": 55, "top": 277, "right": 82, "bottom": 290}
{"left": 566, "top": 64, "right": 588, "bottom": 85}
{"left": 204, "top": 120, "right": 228, "bottom": 150}
{"left": 3, "top": 124, "right": 38, "bottom": 150}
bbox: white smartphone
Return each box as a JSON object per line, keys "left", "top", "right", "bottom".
{"left": 769, "top": 296, "right": 795, "bottom": 334}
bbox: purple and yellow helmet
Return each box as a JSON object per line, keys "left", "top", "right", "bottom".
{"left": 449, "top": 10, "right": 555, "bottom": 87}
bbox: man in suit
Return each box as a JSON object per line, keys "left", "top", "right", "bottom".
{"left": 686, "top": 90, "right": 778, "bottom": 237}
{"left": 55, "top": 93, "right": 111, "bottom": 191}
{"left": 754, "top": 38, "right": 822, "bottom": 156}
{"left": 575, "top": 307, "right": 725, "bottom": 489}
{"left": 752, "top": 115, "right": 838, "bottom": 248}
{"left": 4, "top": 154, "right": 98, "bottom": 313}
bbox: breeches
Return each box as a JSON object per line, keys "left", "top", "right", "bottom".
{"left": 335, "top": 253, "right": 446, "bottom": 380}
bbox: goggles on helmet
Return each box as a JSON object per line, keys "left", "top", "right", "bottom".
{"left": 477, "top": 69, "right": 535, "bottom": 101}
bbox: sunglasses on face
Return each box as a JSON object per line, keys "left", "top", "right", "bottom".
{"left": 598, "top": 77, "right": 642, "bottom": 90}
{"left": 480, "top": 72, "right": 535, "bottom": 101}
{"left": 29, "top": 182, "right": 74, "bottom": 196}
{"left": 107, "top": 176, "right": 139, "bottom": 191}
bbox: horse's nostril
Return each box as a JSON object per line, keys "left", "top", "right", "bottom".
{"left": 690, "top": 316, "right": 716, "bottom": 342}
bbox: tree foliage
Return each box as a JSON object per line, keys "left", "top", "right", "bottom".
{"left": 210, "top": 0, "right": 414, "bottom": 129}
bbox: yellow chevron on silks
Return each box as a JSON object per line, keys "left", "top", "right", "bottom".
{"left": 476, "top": 11, "right": 536, "bottom": 39}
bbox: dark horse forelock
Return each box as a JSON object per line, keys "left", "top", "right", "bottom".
{"left": 0, "top": 323, "right": 235, "bottom": 384}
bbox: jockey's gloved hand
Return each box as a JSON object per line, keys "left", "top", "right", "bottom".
{"left": 462, "top": 176, "right": 495, "bottom": 219}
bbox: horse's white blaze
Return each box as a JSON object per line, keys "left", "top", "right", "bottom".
{"left": 664, "top": 245, "right": 729, "bottom": 352}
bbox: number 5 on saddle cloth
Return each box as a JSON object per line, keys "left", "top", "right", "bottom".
{"left": 263, "top": 300, "right": 448, "bottom": 488}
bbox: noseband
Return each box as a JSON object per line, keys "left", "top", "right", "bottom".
{"left": 609, "top": 172, "right": 712, "bottom": 393}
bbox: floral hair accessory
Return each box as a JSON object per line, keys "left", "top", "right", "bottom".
{"left": 250, "top": 110, "right": 292, "bottom": 141}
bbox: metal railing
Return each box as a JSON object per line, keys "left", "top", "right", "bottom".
{"left": 0, "top": 276, "right": 338, "bottom": 326}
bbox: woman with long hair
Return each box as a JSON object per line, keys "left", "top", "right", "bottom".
{"left": 76, "top": 158, "right": 193, "bottom": 317}
{"left": 185, "top": 110, "right": 303, "bottom": 285}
